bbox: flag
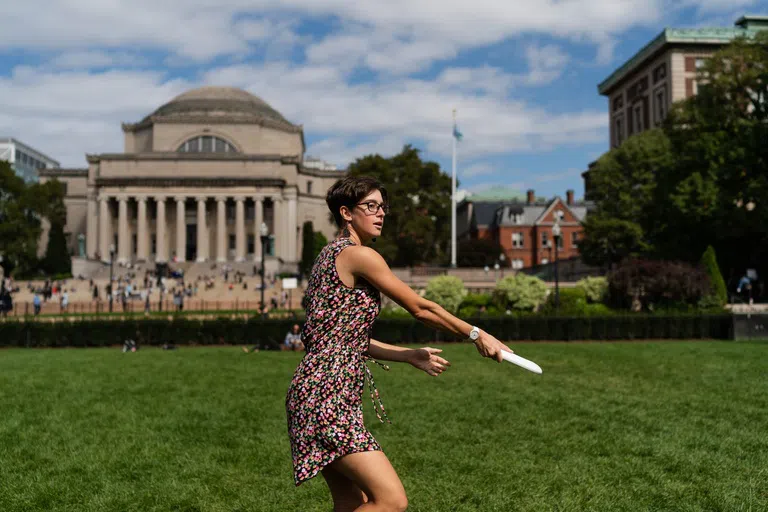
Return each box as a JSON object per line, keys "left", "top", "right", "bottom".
{"left": 453, "top": 123, "right": 463, "bottom": 141}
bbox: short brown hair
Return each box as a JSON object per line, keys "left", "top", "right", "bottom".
{"left": 326, "top": 175, "right": 388, "bottom": 228}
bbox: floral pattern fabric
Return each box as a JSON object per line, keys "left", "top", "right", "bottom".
{"left": 285, "top": 237, "right": 390, "bottom": 486}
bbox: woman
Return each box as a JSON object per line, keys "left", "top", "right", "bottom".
{"left": 286, "top": 176, "right": 513, "bottom": 511}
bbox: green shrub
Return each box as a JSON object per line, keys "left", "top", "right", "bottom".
{"left": 493, "top": 274, "right": 548, "bottom": 312}
{"left": 424, "top": 276, "right": 467, "bottom": 313}
{"left": 576, "top": 276, "right": 608, "bottom": 303}
{"left": 540, "top": 287, "right": 588, "bottom": 315}
{"left": 699, "top": 246, "right": 727, "bottom": 307}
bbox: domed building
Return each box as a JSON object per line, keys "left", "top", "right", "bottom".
{"left": 41, "top": 86, "right": 345, "bottom": 274}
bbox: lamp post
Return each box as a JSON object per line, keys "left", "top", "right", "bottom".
{"left": 552, "top": 215, "right": 562, "bottom": 312}
{"left": 259, "top": 222, "right": 269, "bottom": 315}
{"left": 108, "top": 243, "right": 115, "bottom": 313}
{"left": 499, "top": 253, "right": 506, "bottom": 278}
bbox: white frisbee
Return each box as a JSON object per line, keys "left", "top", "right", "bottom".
{"left": 501, "top": 351, "right": 543, "bottom": 375}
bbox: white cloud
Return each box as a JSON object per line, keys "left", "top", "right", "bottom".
{"left": 523, "top": 44, "right": 570, "bottom": 85}
{"left": 49, "top": 51, "right": 149, "bottom": 69}
{"left": 0, "top": 61, "right": 607, "bottom": 167}
{"left": 0, "top": 0, "right": 664, "bottom": 67}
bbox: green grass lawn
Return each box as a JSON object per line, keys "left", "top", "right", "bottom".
{"left": 1, "top": 341, "right": 766, "bottom": 511}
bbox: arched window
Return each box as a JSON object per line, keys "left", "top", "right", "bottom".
{"left": 177, "top": 135, "right": 237, "bottom": 153}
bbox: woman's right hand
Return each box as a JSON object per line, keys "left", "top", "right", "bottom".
{"left": 473, "top": 330, "right": 514, "bottom": 363}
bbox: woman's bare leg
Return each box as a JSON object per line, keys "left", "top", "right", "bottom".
{"left": 322, "top": 465, "right": 368, "bottom": 512}
{"left": 327, "top": 451, "right": 408, "bottom": 511}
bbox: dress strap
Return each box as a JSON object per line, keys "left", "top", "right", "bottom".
{"left": 363, "top": 355, "right": 392, "bottom": 424}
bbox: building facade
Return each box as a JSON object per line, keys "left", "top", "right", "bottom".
{"left": 39, "top": 87, "right": 345, "bottom": 273}
{"left": 599, "top": 15, "right": 768, "bottom": 149}
{"left": 583, "top": 15, "right": 768, "bottom": 199}
{"left": 0, "top": 137, "right": 60, "bottom": 183}
{"left": 458, "top": 189, "right": 590, "bottom": 269}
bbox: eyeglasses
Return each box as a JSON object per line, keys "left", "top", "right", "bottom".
{"left": 356, "top": 201, "right": 390, "bottom": 214}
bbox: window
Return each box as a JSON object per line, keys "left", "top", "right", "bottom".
{"left": 247, "top": 235, "right": 255, "bottom": 254}
{"left": 511, "top": 232, "right": 524, "bottom": 248}
{"left": 634, "top": 104, "right": 643, "bottom": 133}
{"left": 307, "top": 181, "right": 313, "bottom": 194}
{"left": 512, "top": 259, "right": 524, "bottom": 270}
{"left": 508, "top": 211, "right": 522, "bottom": 224}
{"left": 655, "top": 88, "right": 667, "bottom": 123}
{"left": 556, "top": 235, "right": 564, "bottom": 251}
{"left": 614, "top": 116, "right": 624, "bottom": 146}
{"left": 151, "top": 235, "right": 157, "bottom": 254}
{"left": 229, "top": 235, "right": 236, "bottom": 250}
{"left": 541, "top": 232, "right": 549, "bottom": 247}
{"left": 177, "top": 135, "right": 237, "bottom": 153}
{"left": 572, "top": 232, "right": 579, "bottom": 248}
{"left": 226, "top": 203, "right": 235, "bottom": 223}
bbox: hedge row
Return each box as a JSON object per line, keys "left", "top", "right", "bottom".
{"left": 0, "top": 314, "right": 734, "bottom": 348}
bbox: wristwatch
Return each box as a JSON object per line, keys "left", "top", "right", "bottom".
{"left": 467, "top": 326, "right": 480, "bottom": 343}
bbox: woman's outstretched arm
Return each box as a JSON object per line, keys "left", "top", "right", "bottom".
{"left": 344, "top": 246, "right": 513, "bottom": 362}
{"left": 367, "top": 338, "right": 451, "bottom": 376}
{"left": 366, "top": 339, "right": 413, "bottom": 363}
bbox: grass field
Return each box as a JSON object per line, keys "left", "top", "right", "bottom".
{"left": 1, "top": 341, "right": 766, "bottom": 511}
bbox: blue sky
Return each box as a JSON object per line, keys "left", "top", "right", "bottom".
{"left": 1, "top": 0, "right": 765, "bottom": 200}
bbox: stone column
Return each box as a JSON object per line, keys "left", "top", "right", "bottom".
{"left": 136, "top": 197, "right": 148, "bottom": 261}
{"left": 287, "top": 194, "right": 298, "bottom": 263}
{"left": 196, "top": 197, "right": 207, "bottom": 262}
{"left": 235, "top": 197, "right": 245, "bottom": 262}
{"left": 274, "top": 197, "right": 283, "bottom": 260}
{"left": 99, "top": 196, "right": 111, "bottom": 263}
{"left": 216, "top": 196, "right": 227, "bottom": 262}
{"left": 86, "top": 193, "right": 98, "bottom": 259}
{"left": 176, "top": 196, "right": 186, "bottom": 262}
{"left": 117, "top": 196, "right": 129, "bottom": 264}
{"left": 156, "top": 196, "right": 167, "bottom": 262}
{"left": 253, "top": 197, "right": 263, "bottom": 262}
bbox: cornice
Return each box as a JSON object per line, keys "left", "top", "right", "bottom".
{"left": 298, "top": 166, "right": 347, "bottom": 178}
{"left": 87, "top": 152, "right": 301, "bottom": 165}
{"left": 38, "top": 168, "right": 88, "bottom": 178}
{"left": 95, "top": 177, "right": 287, "bottom": 188}
{"left": 121, "top": 115, "right": 303, "bottom": 135}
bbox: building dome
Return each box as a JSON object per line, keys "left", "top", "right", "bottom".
{"left": 143, "top": 86, "right": 293, "bottom": 127}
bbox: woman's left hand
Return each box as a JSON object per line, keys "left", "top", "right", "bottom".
{"left": 408, "top": 347, "right": 451, "bottom": 377}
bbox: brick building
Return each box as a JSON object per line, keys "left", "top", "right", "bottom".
{"left": 457, "top": 189, "right": 592, "bottom": 269}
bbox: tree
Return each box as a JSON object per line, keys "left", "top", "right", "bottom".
{"left": 699, "top": 245, "right": 728, "bottom": 306}
{"left": 346, "top": 145, "right": 453, "bottom": 266}
{"left": 582, "top": 129, "right": 673, "bottom": 267}
{"left": 0, "top": 162, "right": 67, "bottom": 276}
{"left": 41, "top": 221, "right": 71, "bottom": 276}
{"left": 658, "top": 33, "right": 768, "bottom": 278}
{"left": 579, "top": 216, "right": 648, "bottom": 269}
{"left": 300, "top": 221, "right": 315, "bottom": 278}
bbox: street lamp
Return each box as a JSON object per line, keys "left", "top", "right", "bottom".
{"left": 552, "top": 215, "right": 562, "bottom": 313}
{"left": 259, "top": 222, "right": 269, "bottom": 315}
{"left": 109, "top": 243, "right": 115, "bottom": 313}
{"left": 499, "top": 253, "right": 506, "bottom": 278}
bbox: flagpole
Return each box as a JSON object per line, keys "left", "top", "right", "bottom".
{"left": 451, "top": 108, "right": 457, "bottom": 268}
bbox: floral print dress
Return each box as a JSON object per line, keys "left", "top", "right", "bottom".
{"left": 286, "top": 237, "right": 391, "bottom": 486}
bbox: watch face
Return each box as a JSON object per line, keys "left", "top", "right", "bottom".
{"left": 470, "top": 328, "right": 479, "bottom": 340}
